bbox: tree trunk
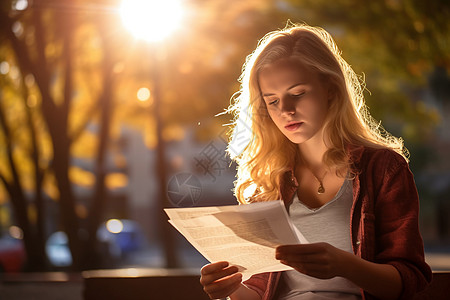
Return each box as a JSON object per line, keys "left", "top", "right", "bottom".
{"left": 152, "top": 48, "right": 178, "bottom": 268}
{"left": 0, "top": 98, "right": 43, "bottom": 271}
{"left": 83, "top": 18, "right": 115, "bottom": 269}
{"left": 22, "top": 78, "right": 48, "bottom": 270}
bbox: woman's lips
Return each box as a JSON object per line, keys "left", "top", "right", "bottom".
{"left": 285, "top": 122, "right": 303, "bottom": 131}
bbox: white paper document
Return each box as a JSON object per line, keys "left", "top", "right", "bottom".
{"left": 164, "top": 200, "right": 308, "bottom": 281}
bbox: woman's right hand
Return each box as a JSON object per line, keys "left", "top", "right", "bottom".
{"left": 200, "top": 261, "right": 243, "bottom": 299}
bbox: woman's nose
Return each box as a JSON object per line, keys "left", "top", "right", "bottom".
{"left": 280, "top": 97, "right": 296, "bottom": 115}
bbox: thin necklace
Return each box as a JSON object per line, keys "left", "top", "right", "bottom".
{"left": 313, "top": 171, "right": 327, "bottom": 194}
{"left": 297, "top": 156, "right": 328, "bottom": 194}
{"left": 302, "top": 164, "right": 327, "bottom": 194}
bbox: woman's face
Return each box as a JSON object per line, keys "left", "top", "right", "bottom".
{"left": 258, "top": 59, "right": 330, "bottom": 145}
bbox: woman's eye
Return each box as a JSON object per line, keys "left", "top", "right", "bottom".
{"left": 292, "top": 92, "right": 305, "bottom": 97}
{"left": 268, "top": 99, "right": 279, "bottom": 105}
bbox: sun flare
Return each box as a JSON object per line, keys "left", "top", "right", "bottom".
{"left": 119, "top": 0, "right": 185, "bottom": 43}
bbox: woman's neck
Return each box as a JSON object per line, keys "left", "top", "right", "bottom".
{"left": 297, "top": 138, "right": 328, "bottom": 171}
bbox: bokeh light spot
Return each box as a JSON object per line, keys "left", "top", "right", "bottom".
{"left": 9, "top": 225, "right": 24, "bottom": 239}
{"left": 13, "top": 0, "right": 28, "bottom": 11}
{"left": 137, "top": 87, "right": 151, "bottom": 101}
{"left": 0, "top": 62, "right": 10, "bottom": 75}
{"left": 106, "top": 219, "right": 124, "bottom": 234}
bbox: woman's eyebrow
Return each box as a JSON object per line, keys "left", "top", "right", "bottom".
{"left": 287, "top": 83, "right": 306, "bottom": 90}
{"left": 262, "top": 92, "right": 276, "bottom": 97}
{"left": 262, "top": 83, "right": 306, "bottom": 97}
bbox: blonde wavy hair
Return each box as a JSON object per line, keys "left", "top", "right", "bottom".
{"left": 226, "top": 23, "right": 407, "bottom": 204}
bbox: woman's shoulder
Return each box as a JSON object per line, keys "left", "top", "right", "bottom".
{"left": 352, "top": 145, "right": 410, "bottom": 177}
{"left": 351, "top": 145, "right": 407, "bottom": 165}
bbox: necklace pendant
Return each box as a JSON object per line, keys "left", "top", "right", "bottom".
{"left": 317, "top": 183, "right": 325, "bottom": 194}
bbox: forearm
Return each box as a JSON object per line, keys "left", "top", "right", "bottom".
{"left": 229, "top": 283, "right": 261, "bottom": 300}
{"left": 340, "top": 251, "right": 402, "bottom": 300}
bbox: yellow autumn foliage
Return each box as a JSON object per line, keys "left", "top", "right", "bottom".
{"left": 43, "top": 173, "right": 60, "bottom": 200}
{"left": 71, "top": 131, "right": 98, "bottom": 158}
{"left": 69, "top": 166, "right": 95, "bottom": 188}
{"left": 105, "top": 172, "right": 128, "bottom": 190}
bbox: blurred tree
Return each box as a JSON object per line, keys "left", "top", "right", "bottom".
{"left": 0, "top": 0, "right": 288, "bottom": 270}
{"left": 0, "top": 0, "right": 129, "bottom": 270}
{"left": 0, "top": 1, "right": 111, "bottom": 270}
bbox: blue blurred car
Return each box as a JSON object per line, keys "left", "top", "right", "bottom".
{"left": 97, "top": 219, "right": 148, "bottom": 257}
{"left": 46, "top": 219, "right": 148, "bottom": 267}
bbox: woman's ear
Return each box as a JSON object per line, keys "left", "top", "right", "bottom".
{"left": 321, "top": 75, "right": 335, "bottom": 102}
{"left": 327, "top": 84, "right": 336, "bottom": 102}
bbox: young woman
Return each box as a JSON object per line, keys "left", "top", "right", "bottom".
{"left": 199, "top": 24, "right": 431, "bottom": 300}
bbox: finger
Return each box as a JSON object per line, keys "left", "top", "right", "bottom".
{"left": 276, "top": 243, "right": 326, "bottom": 256}
{"left": 276, "top": 243, "right": 331, "bottom": 261}
{"left": 280, "top": 259, "right": 324, "bottom": 268}
{"left": 200, "top": 264, "right": 239, "bottom": 286}
{"left": 277, "top": 251, "right": 327, "bottom": 263}
{"left": 279, "top": 260, "right": 311, "bottom": 276}
{"left": 201, "top": 261, "right": 229, "bottom": 275}
{"left": 203, "top": 272, "right": 242, "bottom": 299}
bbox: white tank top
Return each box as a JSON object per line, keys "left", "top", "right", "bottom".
{"left": 277, "top": 178, "right": 362, "bottom": 300}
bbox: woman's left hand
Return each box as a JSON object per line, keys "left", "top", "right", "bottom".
{"left": 275, "top": 242, "right": 350, "bottom": 279}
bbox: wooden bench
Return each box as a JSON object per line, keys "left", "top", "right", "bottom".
{"left": 415, "top": 271, "right": 450, "bottom": 299}
{"left": 83, "top": 268, "right": 210, "bottom": 300}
